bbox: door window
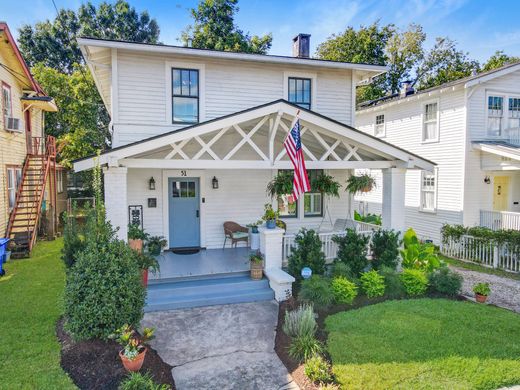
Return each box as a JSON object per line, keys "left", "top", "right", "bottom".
{"left": 172, "top": 180, "right": 196, "bottom": 198}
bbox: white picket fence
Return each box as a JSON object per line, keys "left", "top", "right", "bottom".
{"left": 282, "top": 220, "right": 380, "bottom": 263}
{"left": 480, "top": 210, "right": 520, "bottom": 231}
{"left": 441, "top": 235, "right": 520, "bottom": 273}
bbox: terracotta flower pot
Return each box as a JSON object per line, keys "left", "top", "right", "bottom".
{"left": 119, "top": 348, "right": 147, "bottom": 372}
{"left": 475, "top": 293, "right": 488, "bottom": 303}
{"left": 142, "top": 269, "right": 149, "bottom": 287}
{"left": 129, "top": 239, "right": 143, "bottom": 253}
{"left": 250, "top": 261, "right": 263, "bottom": 280}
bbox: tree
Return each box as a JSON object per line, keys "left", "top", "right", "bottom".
{"left": 181, "top": 0, "right": 272, "bottom": 54}
{"left": 18, "top": 0, "right": 160, "bottom": 73}
{"left": 414, "top": 37, "right": 479, "bottom": 90}
{"left": 482, "top": 50, "right": 520, "bottom": 72}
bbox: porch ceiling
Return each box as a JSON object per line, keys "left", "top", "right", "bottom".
{"left": 74, "top": 100, "right": 435, "bottom": 172}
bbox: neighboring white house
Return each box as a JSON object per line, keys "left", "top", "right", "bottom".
{"left": 355, "top": 62, "right": 520, "bottom": 243}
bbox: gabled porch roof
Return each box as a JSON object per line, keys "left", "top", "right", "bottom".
{"left": 74, "top": 100, "right": 435, "bottom": 172}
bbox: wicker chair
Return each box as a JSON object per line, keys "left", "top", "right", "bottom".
{"left": 223, "top": 221, "right": 249, "bottom": 248}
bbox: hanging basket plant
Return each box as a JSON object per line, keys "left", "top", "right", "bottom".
{"left": 346, "top": 174, "right": 376, "bottom": 194}
{"left": 266, "top": 171, "right": 293, "bottom": 198}
{"left": 311, "top": 173, "right": 341, "bottom": 198}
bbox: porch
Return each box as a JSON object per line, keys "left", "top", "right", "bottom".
{"left": 480, "top": 210, "right": 520, "bottom": 231}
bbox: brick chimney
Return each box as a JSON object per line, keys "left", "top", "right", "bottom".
{"left": 400, "top": 80, "right": 415, "bottom": 97}
{"left": 292, "top": 34, "right": 311, "bottom": 58}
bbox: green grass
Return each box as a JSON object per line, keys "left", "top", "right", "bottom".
{"left": 326, "top": 299, "right": 520, "bottom": 390}
{"left": 0, "top": 239, "right": 76, "bottom": 389}
{"left": 441, "top": 255, "right": 520, "bottom": 281}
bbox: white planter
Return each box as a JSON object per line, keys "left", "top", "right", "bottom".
{"left": 250, "top": 232, "right": 260, "bottom": 251}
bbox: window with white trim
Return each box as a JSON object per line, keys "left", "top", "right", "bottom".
{"left": 420, "top": 170, "right": 437, "bottom": 212}
{"left": 304, "top": 170, "right": 323, "bottom": 217}
{"left": 422, "top": 102, "right": 438, "bottom": 142}
{"left": 2, "top": 83, "right": 12, "bottom": 126}
{"left": 57, "top": 170, "right": 64, "bottom": 193}
{"left": 288, "top": 77, "right": 311, "bottom": 109}
{"left": 487, "top": 95, "right": 503, "bottom": 136}
{"left": 374, "top": 114, "right": 385, "bottom": 137}
{"left": 508, "top": 97, "right": 520, "bottom": 129}
{"left": 7, "top": 167, "right": 22, "bottom": 210}
{"left": 172, "top": 68, "right": 199, "bottom": 123}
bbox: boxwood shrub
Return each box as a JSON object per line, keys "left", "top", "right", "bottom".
{"left": 429, "top": 267, "right": 463, "bottom": 296}
{"left": 360, "top": 270, "right": 385, "bottom": 298}
{"left": 400, "top": 269, "right": 428, "bottom": 296}
{"left": 331, "top": 276, "right": 358, "bottom": 304}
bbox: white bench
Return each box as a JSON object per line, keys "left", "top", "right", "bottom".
{"left": 264, "top": 268, "right": 295, "bottom": 302}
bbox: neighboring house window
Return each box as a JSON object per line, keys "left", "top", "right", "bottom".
{"left": 508, "top": 97, "right": 520, "bottom": 129}
{"left": 422, "top": 102, "right": 438, "bottom": 142}
{"left": 2, "top": 83, "right": 12, "bottom": 126}
{"left": 57, "top": 170, "right": 63, "bottom": 193}
{"left": 7, "top": 167, "right": 22, "bottom": 210}
{"left": 172, "top": 68, "right": 199, "bottom": 123}
{"left": 304, "top": 169, "right": 323, "bottom": 217}
{"left": 487, "top": 95, "right": 503, "bottom": 136}
{"left": 374, "top": 114, "right": 385, "bottom": 137}
{"left": 277, "top": 169, "right": 297, "bottom": 218}
{"left": 420, "top": 170, "right": 437, "bottom": 212}
{"left": 288, "top": 77, "right": 311, "bottom": 109}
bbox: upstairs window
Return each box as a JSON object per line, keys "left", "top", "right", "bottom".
{"left": 508, "top": 97, "right": 520, "bottom": 129}
{"left": 420, "top": 170, "right": 437, "bottom": 212}
{"left": 172, "top": 68, "right": 199, "bottom": 123}
{"left": 422, "top": 102, "right": 438, "bottom": 142}
{"left": 2, "top": 83, "right": 12, "bottom": 126}
{"left": 374, "top": 114, "right": 385, "bottom": 137}
{"left": 288, "top": 77, "right": 311, "bottom": 110}
{"left": 487, "top": 95, "right": 503, "bottom": 136}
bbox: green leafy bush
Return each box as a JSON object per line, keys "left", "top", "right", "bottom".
{"left": 283, "top": 304, "right": 317, "bottom": 339}
{"left": 379, "top": 266, "right": 406, "bottom": 298}
{"left": 360, "top": 270, "right": 385, "bottom": 298}
{"left": 288, "top": 229, "right": 326, "bottom": 281}
{"left": 288, "top": 334, "right": 324, "bottom": 362}
{"left": 400, "top": 228, "right": 441, "bottom": 272}
{"left": 331, "top": 277, "right": 358, "bottom": 304}
{"left": 332, "top": 229, "right": 369, "bottom": 276}
{"left": 371, "top": 229, "right": 400, "bottom": 270}
{"left": 299, "top": 276, "right": 334, "bottom": 307}
{"left": 400, "top": 269, "right": 428, "bottom": 296}
{"left": 329, "top": 261, "right": 354, "bottom": 279}
{"left": 128, "top": 223, "right": 148, "bottom": 240}
{"left": 428, "top": 267, "right": 462, "bottom": 296}
{"left": 119, "top": 372, "right": 170, "bottom": 390}
{"left": 62, "top": 208, "right": 87, "bottom": 268}
{"left": 354, "top": 210, "right": 382, "bottom": 225}
{"left": 305, "top": 355, "right": 333, "bottom": 384}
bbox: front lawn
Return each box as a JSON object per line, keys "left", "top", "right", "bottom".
{"left": 0, "top": 239, "right": 76, "bottom": 389}
{"left": 326, "top": 299, "right": 520, "bottom": 390}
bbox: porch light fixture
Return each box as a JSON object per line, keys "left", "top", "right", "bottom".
{"left": 484, "top": 176, "right": 491, "bottom": 184}
{"left": 149, "top": 177, "right": 156, "bottom": 190}
{"left": 212, "top": 176, "right": 219, "bottom": 189}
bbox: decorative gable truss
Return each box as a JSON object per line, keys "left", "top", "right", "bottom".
{"left": 74, "top": 100, "right": 434, "bottom": 172}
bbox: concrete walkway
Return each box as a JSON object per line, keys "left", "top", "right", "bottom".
{"left": 142, "top": 300, "right": 298, "bottom": 390}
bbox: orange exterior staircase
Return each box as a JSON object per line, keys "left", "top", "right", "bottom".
{"left": 6, "top": 136, "right": 56, "bottom": 257}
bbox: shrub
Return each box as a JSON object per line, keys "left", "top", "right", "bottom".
{"left": 360, "top": 270, "right": 385, "bottom": 298}
{"left": 473, "top": 282, "right": 491, "bottom": 296}
{"left": 299, "top": 276, "right": 334, "bottom": 307}
{"left": 400, "top": 269, "right": 428, "bottom": 296}
{"left": 62, "top": 208, "right": 87, "bottom": 268}
{"left": 332, "top": 229, "right": 369, "bottom": 276}
{"left": 283, "top": 304, "right": 317, "bottom": 339}
{"left": 379, "top": 266, "right": 406, "bottom": 298}
{"left": 119, "top": 372, "right": 170, "bottom": 390}
{"left": 371, "top": 229, "right": 400, "bottom": 270}
{"left": 429, "top": 267, "right": 462, "bottom": 296}
{"left": 288, "top": 334, "right": 324, "bottom": 362}
{"left": 329, "top": 261, "right": 354, "bottom": 279}
{"left": 128, "top": 223, "right": 148, "bottom": 240}
{"left": 331, "top": 277, "right": 358, "bottom": 304}
{"left": 400, "top": 228, "right": 442, "bottom": 272}
{"left": 288, "top": 229, "right": 326, "bottom": 281}
{"left": 305, "top": 355, "right": 333, "bottom": 384}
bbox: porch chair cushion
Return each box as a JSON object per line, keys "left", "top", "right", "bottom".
{"left": 231, "top": 232, "right": 249, "bottom": 239}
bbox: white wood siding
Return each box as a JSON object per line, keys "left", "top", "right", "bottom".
{"left": 114, "top": 50, "right": 353, "bottom": 147}
{"left": 356, "top": 88, "right": 467, "bottom": 242}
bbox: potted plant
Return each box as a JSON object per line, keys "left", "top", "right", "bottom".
{"left": 135, "top": 252, "right": 160, "bottom": 287}
{"left": 128, "top": 224, "right": 148, "bottom": 253}
{"left": 473, "top": 282, "right": 491, "bottom": 303}
{"left": 250, "top": 252, "right": 264, "bottom": 280}
{"left": 111, "top": 324, "right": 155, "bottom": 372}
{"left": 346, "top": 174, "right": 376, "bottom": 194}
{"left": 266, "top": 171, "right": 293, "bottom": 199}
{"left": 312, "top": 173, "right": 341, "bottom": 197}
{"left": 146, "top": 236, "right": 167, "bottom": 256}
{"left": 262, "top": 203, "right": 279, "bottom": 229}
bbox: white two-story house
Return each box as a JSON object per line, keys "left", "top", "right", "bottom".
{"left": 356, "top": 62, "right": 520, "bottom": 242}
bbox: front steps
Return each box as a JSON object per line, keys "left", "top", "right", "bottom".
{"left": 145, "top": 271, "right": 275, "bottom": 312}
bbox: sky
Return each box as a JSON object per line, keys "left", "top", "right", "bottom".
{"left": 2, "top": 0, "right": 520, "bottom": 63}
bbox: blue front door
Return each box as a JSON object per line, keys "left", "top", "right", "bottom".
{"left": 168, "top": 177, "right": 200, "bottom": 248}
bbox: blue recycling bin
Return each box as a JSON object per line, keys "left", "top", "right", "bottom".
{"left": 0, "top": 238, "right": 10, "bottom": 276}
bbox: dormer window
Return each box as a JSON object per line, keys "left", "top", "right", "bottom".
{"left": 288, "top": 77, "right": 311, "bottom": 110}
{"left": 172, "top": 68, "right": 199, "bottom": 123}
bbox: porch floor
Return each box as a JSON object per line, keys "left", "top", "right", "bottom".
{"left": 150, "top": 247, "right": 251, "bottom": 280}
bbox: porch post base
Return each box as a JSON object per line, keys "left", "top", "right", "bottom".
{"left": 264, "top": 268, "right": 295, "bottom": 302}
{"left": 259, "top": 226, "right": 284, "bottom": 269}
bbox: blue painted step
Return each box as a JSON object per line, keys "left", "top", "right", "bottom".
{"left": 145, "top": 272, "right": 274, "bottom": 312}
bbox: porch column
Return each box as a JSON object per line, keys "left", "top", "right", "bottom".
{"left": 103, "top": 166, "right": 128, "bottom": 241}
{"left": 382, "top": 168, "right": 406, "bottom": 232}
{"left": 259, "top": 226, "right": 284, "bottom": 269}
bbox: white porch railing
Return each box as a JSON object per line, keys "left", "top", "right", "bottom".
{"left": 441, "top": 235, "right": 520, "bottom": 273}
{"left": 480, "top": 210, "right": 520, "bottom": 231}
{"left": 507, "top": 127, "right": 520, "bottom": 146}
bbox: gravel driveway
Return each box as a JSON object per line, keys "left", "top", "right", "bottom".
{"left": 450, "top": 265, "right": 520, "bottom": 313}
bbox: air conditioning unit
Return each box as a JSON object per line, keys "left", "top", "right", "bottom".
{"left": 5, "top": 117, "right": 22, "bottom": 132}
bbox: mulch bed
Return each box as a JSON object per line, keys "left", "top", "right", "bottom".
{"left": 56, "top": 318, "right": 175, "bottom": 390}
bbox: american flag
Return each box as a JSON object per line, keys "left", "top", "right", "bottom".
{"left": 284, "top": 119, "right": 310, "bottom": 199}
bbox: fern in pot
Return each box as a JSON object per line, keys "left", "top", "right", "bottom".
{"left": 312, "top": 173, "right": 341, "bottom": 197}
{"left": 346, "top": 174, "right": 376, "bottom": 194}
{"left": 266, "top": 171, "right": 293, "bottom": 198}
{"left": 146, "top": 235, "right": 167, "bottom": 256}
